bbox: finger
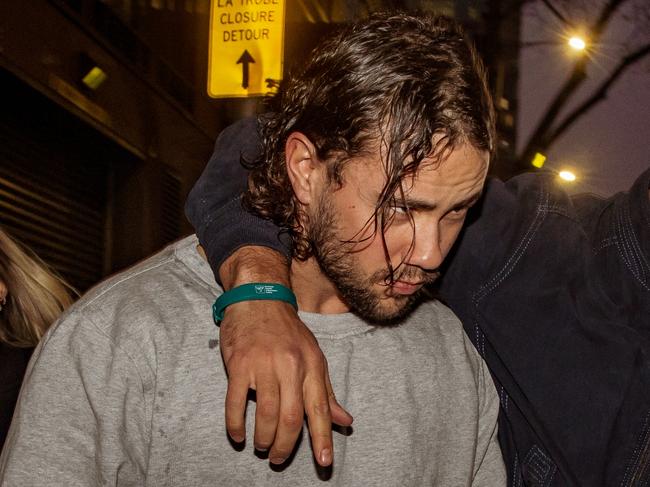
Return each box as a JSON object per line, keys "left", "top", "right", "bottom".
{"left": 269, "top": 374, "right": 304, "bottom": 465}
{"left": 253, "top": 375, "right": 280, "bottom": 451}
{"left": 303, "top": 371, "right": 334, "bottom": 467}
{"left": 225, "top": 372, "right": 250, "bottom": 443}
{"left": 324, "top": 371, "right": 353, "bottom": 427}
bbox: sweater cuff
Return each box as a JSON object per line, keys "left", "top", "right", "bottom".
{"left": 199, "top": 197, "right": 291, "bottom": 286}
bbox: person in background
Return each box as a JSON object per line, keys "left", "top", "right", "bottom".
{"left": 0, "top": 227, "right": 74, "bottom": 450}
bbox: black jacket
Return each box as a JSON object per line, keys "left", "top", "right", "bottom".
{"left": 185, "top": 117, "right": 650, "bottom": 486}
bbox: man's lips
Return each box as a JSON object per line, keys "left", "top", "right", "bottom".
{"left": 390, "top": 280, "right": 426, "bottom": 295}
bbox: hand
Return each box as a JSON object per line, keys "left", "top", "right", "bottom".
{"left": 218, "top": 247, "right": 353, "bottom": 467}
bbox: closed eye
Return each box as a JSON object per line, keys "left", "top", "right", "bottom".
{"left": 445, "top": 206, "right": 469, "bottom": 220}
{"left": 447, "top": 192, "right": 482, "bottom": 217}
{"left": 388, "top": 205, "right": 411, "bottom": 221}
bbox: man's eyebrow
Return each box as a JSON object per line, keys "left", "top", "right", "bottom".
{"left": 399, "top": 190, "right": 483, "bottom": 211}
{"left": 453, "top": 191, "right": 483, "bottom": 209}
{"left": 400, "top": 197, "right": 437, "bottom": 211}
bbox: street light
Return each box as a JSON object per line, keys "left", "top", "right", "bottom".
{"left": 568, "top": 36, "right": 586, "bottom": 51}
{"left": 558, "top": 170, "right": 577, "bottom": 182}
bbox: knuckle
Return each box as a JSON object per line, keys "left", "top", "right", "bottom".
{"left": 256, "top": 400, "right": 279, "bottom": 420}
{"left": 280, "top": 409, "right": 304, "bottom": 429}
{"left": 308, "top": 400, "right": 331, "bottom": 418}
{"left": 304, "top": 347, "right": 327, "bottom": 368}
{"left": 281, "top": 348, "right": 303, "bottom": 369}
{"left": 303, "top": 341, "right": 323, "bottom": 358}
{"left": 307, "top": 336, "right": 326, "bottom": 354}
{"left": 312, "top": 429, "right": 331, "bottom": 442}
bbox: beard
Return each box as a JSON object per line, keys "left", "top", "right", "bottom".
{"left": 307, "top": 196, "right": 437, "bottom": 325}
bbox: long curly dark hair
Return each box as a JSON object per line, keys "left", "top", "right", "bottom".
{"left": 244, "top": 13, "right": 495, "bottom": 270}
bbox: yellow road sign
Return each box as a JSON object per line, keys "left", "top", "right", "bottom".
{"left": 208, "top": 0, "right": 286, "bottom": 98}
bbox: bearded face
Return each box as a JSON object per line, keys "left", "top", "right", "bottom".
{"left": 291, "top": 140, "right": 488, "bottom": 323}
{"left": 307, "top": 192, "right": 438, "bottom": 324}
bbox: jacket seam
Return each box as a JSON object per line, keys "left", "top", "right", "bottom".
{"left": 615, "top": 200, "right": 650, "bottom": 291}
{"left": 470, "top": 181, "right": 551, "bottom": 486}
{"left": 594, "top": 236, "right": 618, "bottom": 254}
{"left": 621, "top": 407, "right": 650, "bottom": 487}
{"left": 473, "top": 184, "right": 550, "bottom": 305}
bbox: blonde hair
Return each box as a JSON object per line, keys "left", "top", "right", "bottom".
{"left": 0, "top": 227, "right": 76, "bottom": 348}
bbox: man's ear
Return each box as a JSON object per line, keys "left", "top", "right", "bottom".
{"left": 285, "top": 132, "right": 324, "bottom": 205}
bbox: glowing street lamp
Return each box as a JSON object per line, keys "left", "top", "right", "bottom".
{"left": 568, "top": 36, "right": 586, "bottom": 51}
{"left": 558, "top": 170, "right": 577, "bottom": 182}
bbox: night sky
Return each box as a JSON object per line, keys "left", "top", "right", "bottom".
{"left": 518, "top": 1, "right": 650, "bottom": 196}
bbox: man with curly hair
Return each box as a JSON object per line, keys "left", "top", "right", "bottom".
{"left": 1, "top": 14, "right": 506, "bottom": 485}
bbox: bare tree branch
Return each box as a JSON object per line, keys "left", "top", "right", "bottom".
{"left": 519, "top": 0, "right": 632, "bottom": 165}
{"left": 541, "top": 0, "right": 574, "bottom": 28}
{"left": 546, "top": 41, "right": 650, "bottom": 146}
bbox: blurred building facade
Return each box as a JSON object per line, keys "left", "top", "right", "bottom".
{"left": 0, "top": 0, "right": 519, "bottom": 291}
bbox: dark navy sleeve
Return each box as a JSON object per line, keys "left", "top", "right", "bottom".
{"left": 438, "top": 168, "right": 650, "bottom": 486}
{"left": 570, "top": 167, "right": 650, "bottom": 312}
{"left": 184, "top": 117, "right": 290, "bottom": 284}
{"left": 439, "top": 167, "right": 650, "bottom": 328}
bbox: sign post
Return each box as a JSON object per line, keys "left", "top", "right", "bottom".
{"left": 208, "top": 0, "right": 286, "bottom": 98}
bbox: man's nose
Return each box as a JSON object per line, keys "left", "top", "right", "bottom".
{"left": 407, "top": 223, "right": 444, "bottom": 271}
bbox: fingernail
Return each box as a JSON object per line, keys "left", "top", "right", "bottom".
{"left": 230, "top": 434, "right": 244, "bottom": 443}
{"left": 270, "top": 457, "right": 285, "bottom": 465}
{"left": 320, "top": 448, "right": 332, "bottom": 465}
{"left": 255, "top": 446, "right": 268, "bottom": 452}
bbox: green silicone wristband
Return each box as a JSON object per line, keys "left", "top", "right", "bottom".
{"left": 212, "top": 283, "right": 298, "bottom": 324}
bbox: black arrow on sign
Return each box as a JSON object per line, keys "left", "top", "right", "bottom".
{"left": 237, "top": 50, "right": 255, "bottom": 89}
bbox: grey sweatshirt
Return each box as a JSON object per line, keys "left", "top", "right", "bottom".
{"left": 0, "top": 236, "right": 505, "bottom": 486}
